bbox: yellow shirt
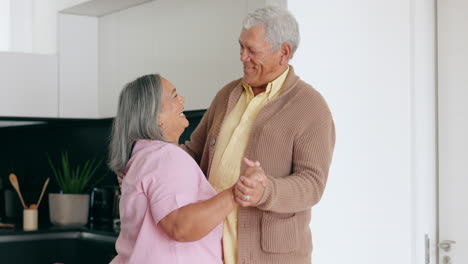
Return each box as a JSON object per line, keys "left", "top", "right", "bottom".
{"left": 209, "top": 67, "right": 290, "bottom": 264}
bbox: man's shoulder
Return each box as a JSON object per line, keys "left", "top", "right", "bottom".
{"left": 296, "top": 80, "right": 329, "bottom": 108}
{"left": 218, "top": 78, "right": 243, "bottom": 95}
{"left": 209, "top": 77, "right": 243, "bottom": 106}
{"left": 293, "top": 79, "right": 317, "bottom": 95}
{"left": 280, "top": 79, "right": 333, "bottom": 124}
{"left": 282, "top": 68, "right": 326, "bottom": 105}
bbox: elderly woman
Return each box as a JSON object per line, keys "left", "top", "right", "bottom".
{"left": 108, "top": 74, "right": 235, "bottom": 264}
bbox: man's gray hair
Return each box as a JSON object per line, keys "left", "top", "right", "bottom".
{"left": 242, "top": 6, "right": 300, "bottom": 57}
{"left": 109, "top": 74, "right": 165, "bottom": 175}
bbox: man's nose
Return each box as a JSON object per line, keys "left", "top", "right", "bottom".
{"left": 240, "top": 50, "right": 249, "bottom": 62}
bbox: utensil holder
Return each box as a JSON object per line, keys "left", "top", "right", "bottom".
{"left": 23, "top": 208, "right": 38, "bottom": 231}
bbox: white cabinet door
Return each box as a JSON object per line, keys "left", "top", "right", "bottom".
{"left": 58, "top": 14, "right": 98, "bottom": 118}
{"left": 438, "top": 0, "right": 468, "bottom": 263}
{"left": 0, "top": 52, "right": 58, "bottom": 117}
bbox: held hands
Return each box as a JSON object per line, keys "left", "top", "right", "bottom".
{"left": 234, "top": 157, "right": 267, "bottom": 207}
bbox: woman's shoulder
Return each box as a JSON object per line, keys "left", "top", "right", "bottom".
{"left": 134, "top": 140, "right": 197, "bottom": 168}
{"left": 124, "top": 140, "right": 200, "bottom": 182}
{"left": 134, "top": 139, "right": 179, "bottom": 154}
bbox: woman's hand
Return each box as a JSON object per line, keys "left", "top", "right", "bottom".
{"left": 234, "top": 157, "right": 267, "bottom": 207}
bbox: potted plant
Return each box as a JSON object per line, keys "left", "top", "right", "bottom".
{"left": 47, "top": 152, "right": 103, "bottom": 227}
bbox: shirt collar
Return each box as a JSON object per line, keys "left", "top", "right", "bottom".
{"left": 242, "top": 66, "right": 290, "bottom": 100}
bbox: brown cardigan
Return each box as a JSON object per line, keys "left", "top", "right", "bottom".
{"left": 184, "top": 66, "right": 335, "bottom": 264}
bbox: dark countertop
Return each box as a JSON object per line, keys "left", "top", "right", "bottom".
{"left": 0, "top": 223, "right": 119, "bottom": 241}
{"left": 0, "top": 223, "right": 118, "bottom": 264}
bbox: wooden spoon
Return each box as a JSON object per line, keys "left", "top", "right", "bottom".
{"left": 29, "top": 177, "right": 49, "bottom": 209}
{"left": 9, "top": 173, "right": 27, "bottom": 209}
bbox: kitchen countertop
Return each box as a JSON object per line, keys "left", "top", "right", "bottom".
{"left": 0, "top": 223, "right": 119, "bottom": 264}
{"left": 0, "top": 223, "right": 119, "bottom": 241}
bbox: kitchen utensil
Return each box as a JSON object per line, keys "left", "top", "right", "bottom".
{"left": 29, "top": 177, "right": 49, "bottom": 209}
{"left": 89, "top": 187, "right": 114, "bottom": 224}
{"left": 0, "top": 223, "right": 15, "bottom": 228}
{"left": 8, "top": 174, "right": 27, "bottom": 209}
{"left": 23, "top": 208, "right": 38, "bottom": 231}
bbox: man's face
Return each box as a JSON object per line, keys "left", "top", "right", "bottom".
{"left": 239, "top": 25, "right": 284, "bottom": 89}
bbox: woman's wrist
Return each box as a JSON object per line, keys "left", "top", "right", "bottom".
{"left": 224, "top": 187, "right": 235, "bottom": 207}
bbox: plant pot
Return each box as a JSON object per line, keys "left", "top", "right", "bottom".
{"left": 49, "top": 193, "right": 89, "bottom": 227}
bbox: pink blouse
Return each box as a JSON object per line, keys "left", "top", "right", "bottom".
{"left": 110, "top": 140, "right": 223, "bottom": 264}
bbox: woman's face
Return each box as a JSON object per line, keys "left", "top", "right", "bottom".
{"left": 159, "top": 77, "right": 189, "bottom": 143}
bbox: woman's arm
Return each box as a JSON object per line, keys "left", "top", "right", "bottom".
{"left": 158, "top": 188, "right": 234, "bottom": 242}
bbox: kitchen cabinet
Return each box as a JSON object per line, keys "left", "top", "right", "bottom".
{"left": 57, "top": 0, "right": 156, "bottom": 118}
{"left": 0, "top": 0, "right": 156, "bottom": 119}
{"left": 2, "top": 0, "right": 280, "bottom": 118}
{"left": 96, "top": 0, "right": 247, "bottom": 116}
{"left": 58, "top": 0, "right": 248, "bottom": 118}
{"left": 57, "top": 14, "right": 99, "bottom": 118}
{"left": 60, "top": 0, "right": 154, "bottom": 17}
{"left": 0, "top": 52, "right": 58, "bottom": 118}
{"left": 0, "top": 230, "right": 117, "bottom": 264}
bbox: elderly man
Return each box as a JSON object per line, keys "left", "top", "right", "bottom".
{"left": 184, "top": 6, "right": 335, "bottom": 264}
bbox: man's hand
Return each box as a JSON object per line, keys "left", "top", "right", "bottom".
{"left": 234, "top": 157, "right": 267, "bottom": 207}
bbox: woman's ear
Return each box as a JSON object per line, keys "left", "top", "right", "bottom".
{"left": 158, "top": 113, "right": 165, "bottom": 132}
{"left": 159, "top": 123, "right": 166, "bottom": 139}
{"left": 279, "top": 43, "right": 292, "bottom": 65}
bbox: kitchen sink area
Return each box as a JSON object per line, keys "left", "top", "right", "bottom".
{"left": 0, "top": 229, "right": 117, "bottom": 264}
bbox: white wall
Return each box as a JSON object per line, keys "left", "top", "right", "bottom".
{"left": 289, "top": 0, "right": 436, "bottom": 263}
{"left": 0, "top": 0, "right": 11, "bottom": 51}
{"left": 98, "top": 0, "right": 246, "bottom": 116}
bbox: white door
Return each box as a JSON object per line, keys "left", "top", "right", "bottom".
{"left": 437, "top": 0, "right": 468, "bottom": 263}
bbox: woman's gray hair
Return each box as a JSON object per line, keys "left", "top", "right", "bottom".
{"left": 242, "top": 6, "right": 300, "bottom": 57}
{"left": 109, "top": 74, "right": 165, "bottom": 175}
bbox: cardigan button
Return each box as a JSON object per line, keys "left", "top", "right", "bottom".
{"left": 210, "top": 137, "right": 216, "bottom": 146}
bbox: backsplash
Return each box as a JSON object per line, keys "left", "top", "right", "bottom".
{"left": 0, "top": 110, "right": 205, "bottom": 228}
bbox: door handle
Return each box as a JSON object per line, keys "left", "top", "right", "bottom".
{"left": 438, "top": 240, "right": 456, "bottom": 252}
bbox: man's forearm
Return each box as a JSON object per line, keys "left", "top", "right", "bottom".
{"left": 256, "top": 172, "right": 327, "bottom": 213}
{"left": 257, "top": 117, "right": 335, "bottom": 213}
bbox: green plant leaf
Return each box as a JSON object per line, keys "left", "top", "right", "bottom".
{"left": 47, "top": 151, "right": 104, "bottom": 194}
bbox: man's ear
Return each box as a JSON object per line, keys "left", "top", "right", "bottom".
{"left": 279, "top": 42, "right": 292, "bottom": 65}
